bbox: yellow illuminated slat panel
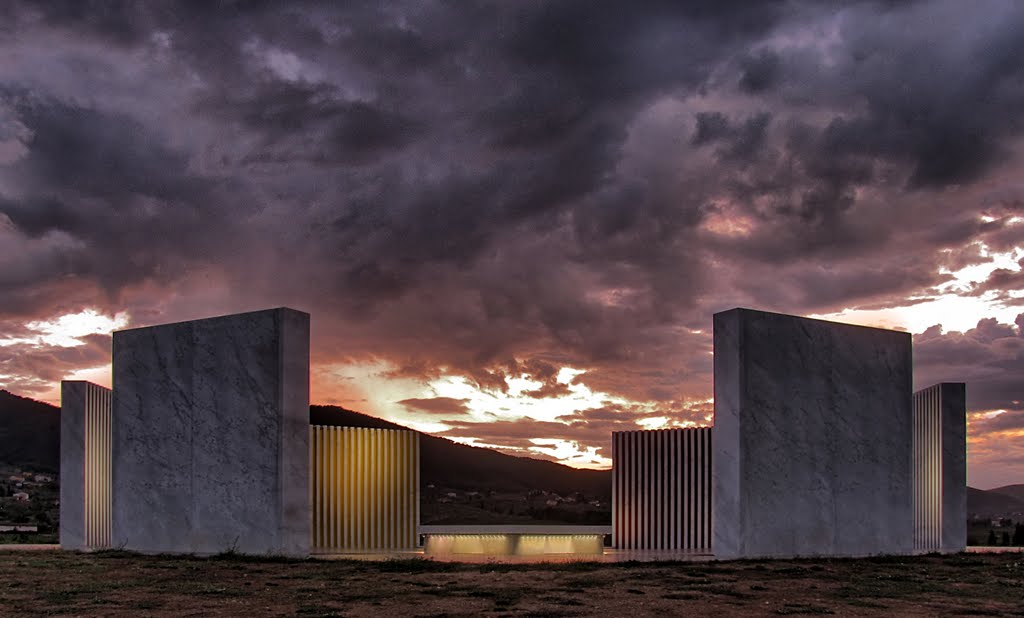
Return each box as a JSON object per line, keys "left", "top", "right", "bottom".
{"left": 83, "top": 383, "right": 112, "bottom": 549}
{"left": 309, "top": 426, "right": 419, "bottom": 552}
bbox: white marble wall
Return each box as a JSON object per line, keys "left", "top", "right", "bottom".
{"left": 111, "top": 308, "right": 310, "bottom": 556}
{"left": 713, "top": 308, "right": 914, "bottom": 559}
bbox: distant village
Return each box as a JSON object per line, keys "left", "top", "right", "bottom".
{"left": 421, "top": 483, "right": 611, "bottom": 526}
{"left": 0, "top": 466, "right": 59, "bottom": 542}
{"left": 0, "top": 461, "right": 1020, "bottom": 546}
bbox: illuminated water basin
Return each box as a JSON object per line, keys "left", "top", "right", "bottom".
{"left": 420, "top": 525, "right": 609, "bottom": 557}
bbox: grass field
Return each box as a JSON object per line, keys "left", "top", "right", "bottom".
{"left": 0, "top": 550, "right": 1021, "bottom": 617}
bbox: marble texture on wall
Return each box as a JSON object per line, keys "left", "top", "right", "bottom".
{"left": 111, "top": 308, "right": 310, "bottom": 556}
{"left": 713, "top": 308, "right": 914, "bottom": 559}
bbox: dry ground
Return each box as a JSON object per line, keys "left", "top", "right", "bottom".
{"left": 0, "top": 550, "right": 1021, "bottom": 617}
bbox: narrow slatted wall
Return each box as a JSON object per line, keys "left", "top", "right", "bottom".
{"left": 84, "top": 383, "right": 111, "bottom": 549}
{"left": 310, "top": 426, "right": 419, "bottom": 553}
{"left": 913, "top": 385, "right": 942, "bottom": 551}
{"left": 612, "top": 428, "right": 711, "bottom": 551}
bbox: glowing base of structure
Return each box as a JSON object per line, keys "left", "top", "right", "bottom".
{"left": 420, "top": 526, "right": 609, "bottom": 559}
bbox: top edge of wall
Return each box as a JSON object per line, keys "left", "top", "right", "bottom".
{"left": 611, "top": 427, "right": 711, "bottom": 436}
{"left": 112, "top": 307, "right": 309, "bottom": 336}
{"left": 309, "top": 425, "right": 417, "bottom": 434}
{"left": 60, "top": 380, "right": 111, "bottom": 390}
{"left": 713, "top": 307, "right": 911, "bottom": 337}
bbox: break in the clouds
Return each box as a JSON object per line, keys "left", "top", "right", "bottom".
{"left": 2, "top": 1, "right": 1024, "bottom": 487}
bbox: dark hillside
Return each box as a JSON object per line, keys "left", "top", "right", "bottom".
{"left": 989, "top": 484, "right": 1024, "bottom": 503}
{"left": 311, "top": 404, "right": 611, "bottom": 499}
{"left": 967, "top": 486, "right": 1024, "bottom": 517}
{"left": 0, "top": 390, "right": 60, "bottom": 473}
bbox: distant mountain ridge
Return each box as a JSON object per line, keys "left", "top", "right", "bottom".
{"left": 311, "top": 404, "right": 611, "bottom": 498}
{"left": 0, "top": 390, "right": 60, "bottom": 473}
{"left": 0, "top": 390, "right": 610, "bottom": 498}
{"left": 989, "top": 484, "right": 1024, "bottom": 503}
{"left": 966, "top": 486, "right": 1024, "bottom": 517}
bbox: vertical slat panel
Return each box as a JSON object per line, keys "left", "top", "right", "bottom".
{"left": 314, "top": 426, "right": 321, "bottom": 548}
{"left": 85, "top": 386, "right": 91, "bottom": 547}
{"left": 688, "top": 428, "right": 694, "bottom": 550}
{"left": 381, "top": 429, "right": 387, "bottom": 550}
{"left": 913, "top": 392, "right": 918, "bottom": 548}
{"left": 933, "top": 386, "right": 939, "bottom": 547}
{"left": 80, "top": 383, "right": 112, "bottom": 550}
{"left": 611, "top": 432, "right": 618, "bottom": 547}
{"left": 668, "top": 430, "right": 675, "bottom": 550}
{"left": 325, "top": 427, "right": 332, "bottom": 549}
{"left": 655, "top": 430, "right": 661, "bottom": 550}
{"left": 402, "top": 430, "right": 409, "bottom": 548}
{"left": 103, "top": 387, "right": 110, "bottom": 547}
{"left": 611, "top": 428, "right": 714, "bottom": 552}
{"left": 930, "top": 388, "right": 935, "bottom": 546}
{"left": 326, "top": 427, "right": 333, "bottom": 549}
{"left": 703, "top": 428, "right": 709, "bottom": 550}
{"left": 414, "top": 432, "right": 421, "bottom": 548}
{"left": 372, "top": 429, "right": 380, "bottom": 550}
{"left": 338, "top": 426, "right": 344, "bottom": 549}
{"left": 402, "top": 431, "right": 409, "bottom": 548}
{"left": 309, "top": 425, "right": 314, "bottom": 547}
{"left": 318, "top": 426, "right": 325, "bottom": 548}
{"left": 310, "top": 426, "right": 420, "bottom": 553}
{"left": 311, "top": 426, "right": 317, "bottom": 548}
{"left": 645, "top": 430, "right": 652, "bottom": 550}
{"left": 912, "top": 384, "right": 946, "bottom": 551}
{"left": 693, "top": 428, "right": 699, "bottom": 550}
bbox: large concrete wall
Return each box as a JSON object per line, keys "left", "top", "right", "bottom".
{"left": 913, "top": 382, "right": 966, "bottom": 553}
{"left": 111, "top": 308, "right": 310, "bottom": 556}
{"left": 612, "top": 428, "right": 711, "bottom": 552}
{"left": 60, "top": 381, "right": 112, "bottom": 550}
{"left": 713, "top": 308, "right": 913, "bottom": 559}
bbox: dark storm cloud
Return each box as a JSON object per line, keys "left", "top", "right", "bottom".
{"left": 198, "top": 80, "right": 424, "bottom": 167}
{"left": 914, "top": 315, "right": 1024, "bottom": 413}
{"left": 0, "top": 89, "right": 256, "bottom": 315}
{"left": 2, "top": 0, "right": 1024, "bottom": 482}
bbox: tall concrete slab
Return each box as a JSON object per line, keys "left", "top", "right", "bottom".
{"left": 913, "top": 382, "right": 967, "bottom": 553}
{"left": 111, "top": 308, "right": 310, "bottom": 556}
{"left": 60, "top": 380, "right": 112, "bottom": 550}
{"left": 713, "top": 308, "right": 913, "bottom": 559}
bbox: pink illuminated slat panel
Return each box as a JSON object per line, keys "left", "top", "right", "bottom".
{"left": 612, "top": 428, "right": 711, "bottom": 551}
{"left": 913, "top": 385, "right": 942, "bottom": 551}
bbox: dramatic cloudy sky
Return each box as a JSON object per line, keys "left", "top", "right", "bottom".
{"left": 1, "top": 1, "right": 1023, "bottom": 488}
